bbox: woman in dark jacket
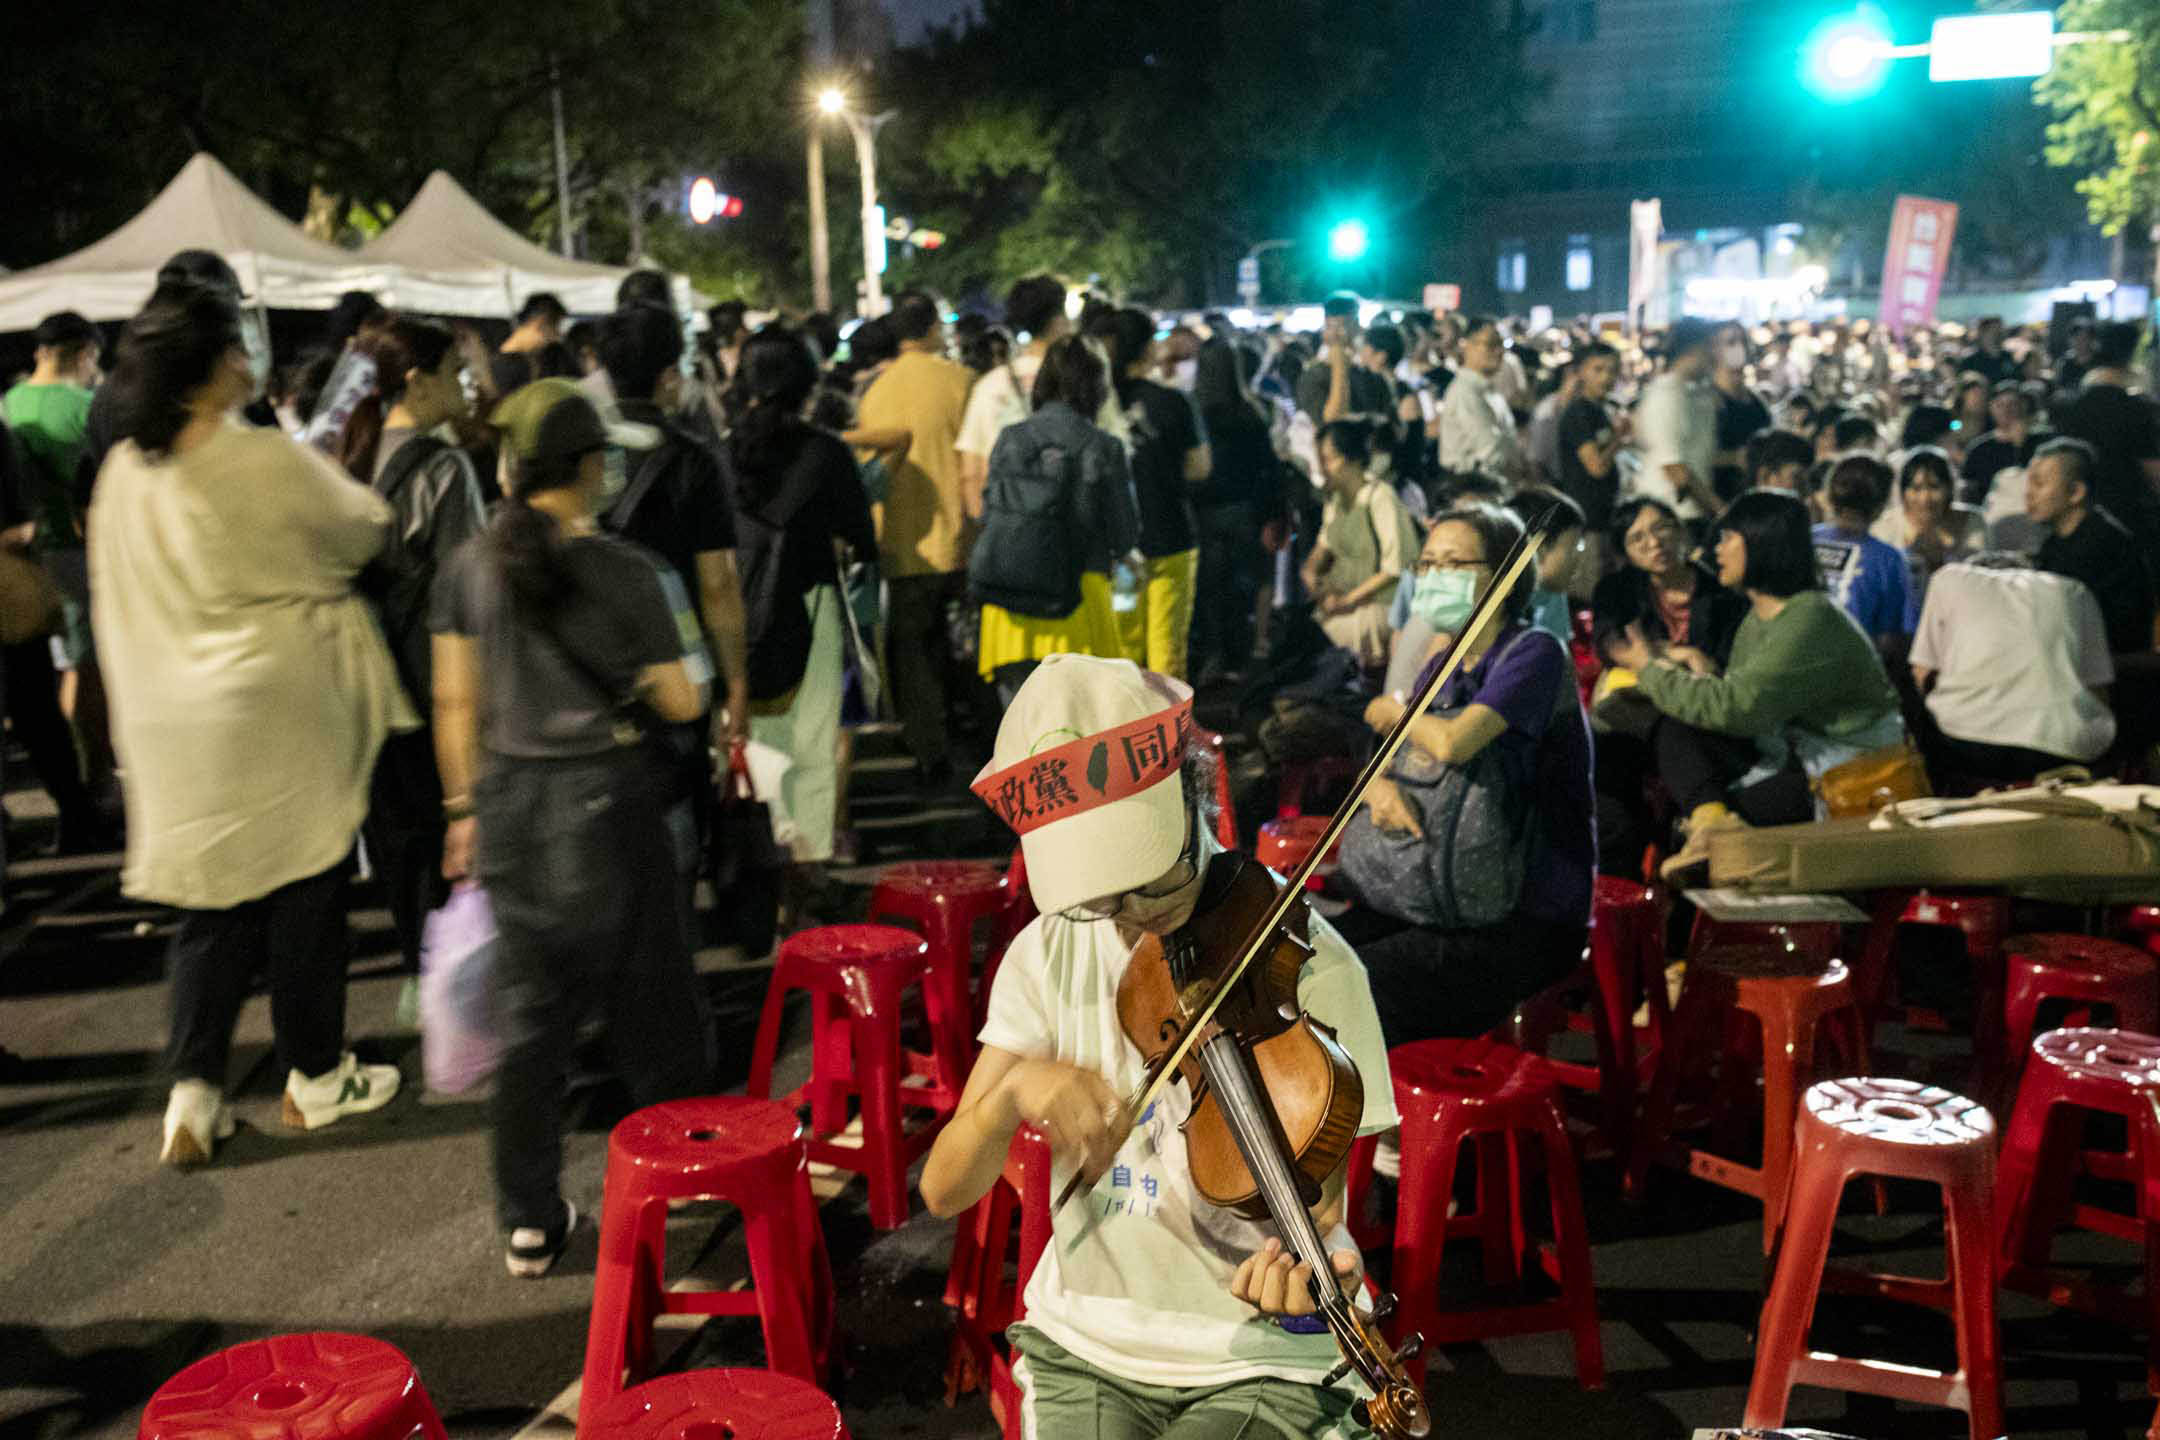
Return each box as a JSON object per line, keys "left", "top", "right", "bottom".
{"left": 1588, "top": 496, "right": 1746, "bottom": 875}
{"left": 1191, "top": 337, "right": 1279, "bottom": 679}
{"left": 337, "top": 315, "right": 488, "bottom": 1015}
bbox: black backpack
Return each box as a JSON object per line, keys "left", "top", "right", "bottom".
{"left": 715, "top": 444, "right": 818, "bottom": 703}
{"left": 368, "top": 434, "right": 453, "bottom": 701}
{"left": 967, "top": 425, "right": 1083, "bottom": 619}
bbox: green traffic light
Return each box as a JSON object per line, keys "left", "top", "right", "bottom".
{"left": 1327, "top": 219, "right": 1370, "bottom": 263}
{"left": 1803, "top": 6, "right": 1893, "bottom": 102}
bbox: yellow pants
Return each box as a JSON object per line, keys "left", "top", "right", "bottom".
{"left": 1114, "top": 549, "right": 1199, "bottom": 680}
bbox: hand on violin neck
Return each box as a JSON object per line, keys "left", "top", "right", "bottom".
{"left": 1002, "top": 1058, "right": 1128, "bottom": 1187}
{"left": 1230, "top": 1236, "right": 1361, "bottom": 1318}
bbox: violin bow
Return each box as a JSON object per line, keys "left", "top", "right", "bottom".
{"left": 1054, "top": 519, "right": 1554, "bottom": 1217}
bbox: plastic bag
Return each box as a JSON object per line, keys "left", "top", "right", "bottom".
{"left": 706, "top": 741, "right": 786, "bottom": 956}
{"left": 419, "top": 882, "right": 500, "bottom": 1096}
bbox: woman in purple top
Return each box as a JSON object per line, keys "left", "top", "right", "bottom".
{"left": 1333, "top": 501, "right": 1597, "bottom": 1048}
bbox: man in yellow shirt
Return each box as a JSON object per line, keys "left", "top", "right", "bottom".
{"left": 858, "top": 291, "right": 978, "bottom": 784}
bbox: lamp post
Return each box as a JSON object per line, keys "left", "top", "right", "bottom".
{"left": 818, "top": 87, "right": 898, "bottom": 319}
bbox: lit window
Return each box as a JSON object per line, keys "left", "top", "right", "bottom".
{"left": 1566, "top": 235, "right": 1593, "bottom": 292}
{"left": 1497, "top": 242, "right": 1527, "bottom": 294}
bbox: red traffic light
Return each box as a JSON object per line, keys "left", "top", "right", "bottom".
{"left": 721, "top": 194, "right": 743, "bottom": 219}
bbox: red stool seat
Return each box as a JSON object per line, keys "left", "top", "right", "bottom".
{"left": 1996, "top": 1027, "right": 2160, "bottom": 1388}
{"left": 942, "top": 1126, "right": 1052, "bottom": 1438}
{"left": 1626, "top": 947, "right": 1872, "bottom": 1251}
{"left": 867, "top": 861, "right": 1008, "bottom": 1084}
{"left": 1996, "top": 934, "right": 2160, "bottom": 1099}
{"left": 1745, "top": 1078, "right": 2001, "bottom": 1440}
{"left": 2126, "top": 905, "right": 2160, "bottom": 960}
{"left": 580, "top": 1369, "right": 850, "bottom": 1440}
{"left": 1511, "top": 877, "right": 1671, "bottom": 1166}
{"left": 1255, "top": 815, "right": 1341, "bottom": 889}
{"left": 1685, "top": 913, "right": 1843, "bottom": 967}
{"left": 1355, "top": 1036, "right": 1603, "bottom": 1389}
{"left": 581, "top": 1098, "right": 833, "bottom": 1425}
{"left": 139, "top": 1333, "right": 449, "bottom": 1440}
{"left": 748, "top": 925, "right": 953, "bottom": 1229}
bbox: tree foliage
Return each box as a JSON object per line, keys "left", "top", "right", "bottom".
{"left": 2036, "top": 0, "right": 2160, "bottom": 237}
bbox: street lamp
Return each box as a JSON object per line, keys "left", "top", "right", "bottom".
{"left": 815, "top": 86, "right": 898, "bottom": 318}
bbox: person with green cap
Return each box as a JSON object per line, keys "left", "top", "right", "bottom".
{"left": 430, "top": 378, "right": 715, "bottom": 1277}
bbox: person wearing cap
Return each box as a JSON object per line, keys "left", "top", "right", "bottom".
{"left": 1633, "top": 317, "right": 1722, "bottom": 522}
{"left": 919, "top": 654, "right": 1397, "bottom": 1438}
{"left": 430, "top": 379, "right": 716, "bottom": 1277}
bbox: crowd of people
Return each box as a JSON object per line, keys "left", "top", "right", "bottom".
{"left": 1, "top": 248, "right": 2156, "bottom": 1353}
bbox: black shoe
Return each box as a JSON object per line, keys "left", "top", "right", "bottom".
{"left": 505, "top": 1200, "right": 580, "bottom": 1278}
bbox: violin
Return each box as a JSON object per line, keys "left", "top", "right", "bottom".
{"left": 1053, "top": 523, "right": 1553, "bottom": 1439}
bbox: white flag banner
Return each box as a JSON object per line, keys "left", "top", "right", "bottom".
{"left": 1629, "top": 198, "right": 1664, "bottom": 332}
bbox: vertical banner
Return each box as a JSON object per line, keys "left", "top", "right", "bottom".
{"left": 1879, "top": 195, "right": 1959, "bottom": 335}
{"left": 1628, "top": 198, "right": 1663, "bottom": 332}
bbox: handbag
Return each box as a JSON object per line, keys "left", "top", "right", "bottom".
{"left": 1812, "top": 739, "right": 1933, "bottom": 820}
{"left": 706, "top": 740, "right": 786, "bottom": 955}
{"left": 418, "top": 883, "right": 500, "bottom": 1096}
{"left": 0, "top": 546, "right": 61, "bottom": 646}
{"left": 1337, "top": 737, "right": 1534, "bottom": 929}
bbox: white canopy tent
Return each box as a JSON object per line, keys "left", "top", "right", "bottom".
{"left": 0, "top": 153, "right": 378, "bottom": 332}
{"left": 362, "top": 170, "right": 697, "bottom": 319}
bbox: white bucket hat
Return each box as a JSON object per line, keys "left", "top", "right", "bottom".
{"left": 970, "top": 654, "right": 1195, "bottom": 916}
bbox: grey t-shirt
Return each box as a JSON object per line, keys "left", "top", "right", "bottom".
{"left": 429, "top": 531, "right": 707, "bottom": 760}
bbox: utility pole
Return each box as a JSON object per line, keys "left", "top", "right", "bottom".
{"left": 808, "top": 134, "right": 833, "bottom": 313}
{"left": 550, "top": 56, "right": 574, "bottom": 258}
{"left": 849, "top": 112, "right": 888, "bottom": 318}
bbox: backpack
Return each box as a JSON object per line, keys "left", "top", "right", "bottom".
{"left": 369, "top": 433, "right": 453, "bottom": 700}
{"left": 967, "top": 423, "right": 1083, "bottom": 619}
{"left": 718, "top": 446, "right": 818, "bottom": 702}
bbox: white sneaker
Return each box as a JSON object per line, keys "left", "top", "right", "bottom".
{"left": 161, "top": 1079, "right": 235, "bottom": 1167}
{"left": 281, "top": 1052, "right": 402, "bottom": 1131}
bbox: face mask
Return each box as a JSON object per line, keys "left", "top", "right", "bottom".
{"left": 1409, "top": 568, "right": 1480, "bottom": 633}
{"left": 598, "top": 447, "right": 628, "bottom": 504}
{"left": 1531, "top": 587, "right": 1572, "bottom": 639}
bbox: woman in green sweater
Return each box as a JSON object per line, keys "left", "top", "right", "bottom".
{"left": 1606, "top": 488, "right": 1903, "bottom": 881}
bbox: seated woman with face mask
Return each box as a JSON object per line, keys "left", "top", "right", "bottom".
{"left": 1330, "top": 502, "right": 1597, "bottom": 1048}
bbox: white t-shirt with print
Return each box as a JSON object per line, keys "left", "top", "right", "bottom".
{"left": 978, "top": 873, "right": 1398, "bottom": 1391}
{"left": 1910, "top": 562, "right": 2116, "bottom": 761}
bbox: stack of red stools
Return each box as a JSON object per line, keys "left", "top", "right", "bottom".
{"left": 1626, "top": 944, "right": 1873, "bottom": 1251}
{"left": 1746, "top": 1077, "right": 2002, "bottom": 1438}
{"left": 1510, "top": 876, "right": 1672, "bottom": 1166}
{"left": 1851, "top": 888, "right": 2009, "bottom": 1031}
{"left": 748, "top": 924, "right": 956, "bottom": 1229}
{"left": 581, "top": 1369, "right": 850, "bottom": 1440}
{"left": 1346, "top": 1035, "right": 1603, "bottom": 1389}
{"left": 138, "top": 1334, "right": 449, "bottom": 1440}
{"left": 581, "top": 1097, "right": 833, "bottom": 1419}
{"left": 867, "top": 860, "right": 1012, "bottom": 1093}
{"left": 1997, "top": 1027, "right": 2160, "bottom": 1390}
{"left": 1989, "top": 934, "right": 2159, "bottom": 1101}
{"left": 942, "top": 1125, "right": 1053, "bottom": 1439}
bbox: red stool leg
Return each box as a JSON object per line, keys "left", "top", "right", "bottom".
{"left": 1744, "top": 1154, "right": 1847, "bottom": 1429}
{"left": 1473, "top": 1131, "right": 1521, "bottom": 1290}
{"left": 747, "top": 971, "right": 791, "bottom": 1101}
{"left": 1626, "top": 968, "right": 1720, "bottom": 1200}
{"left": 740, "top": 1179, "right": 822, "bottom": 1383}
{"left": 1392, "top": 1112, "right": 1470, "bottom": 1387}
{"left": 857, "top": 980, "right": 912, "bottom": 1230}
{"left": 582, "top": 1177, "right": 650, "bottom": 1407}
{"left": 1942, "top": 1165, "right": 2005, "bottom": 1440}
{"left": 1536, "top": 1102, "right": 1605, "bottom": 1388}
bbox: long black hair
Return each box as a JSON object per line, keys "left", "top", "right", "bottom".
{"left": 1193, "top": 337, "right": 1264, "bottom": 425}
{"left": 487, "top": 387, "right": 607, "bottom": 615}
{"left": 104, "top": 284, "right": 243, "bottom": 457}
{"left": 728, "top": 326, "right": 821, "bottom": 477}
{"left": 338, "top": 315, "right": 457, "bottom": 478}
{"left": 1030, "top": 335, "right": 1107, "bottom": 419}
{"left": 1719, "top": 488, "right": 1821, "bottom": 597}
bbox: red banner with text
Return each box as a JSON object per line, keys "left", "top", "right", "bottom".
{"left": 1878, "top": 195, "right": 1959, "bottom": 336}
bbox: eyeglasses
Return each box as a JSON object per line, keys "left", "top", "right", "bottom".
{"left": 1413, "top": 557, "right": 1490, "bottom": 577}
{"left": 1060, "top": 804, "right": 1200, "bottom": 922}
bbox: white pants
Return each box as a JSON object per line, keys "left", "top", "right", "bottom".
{"left": 750, "top": 585, "right": 844, "bottom": 863}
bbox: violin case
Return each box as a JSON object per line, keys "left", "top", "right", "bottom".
{"left": 1708, "top": 782, "right": 2160, "bottom": 898}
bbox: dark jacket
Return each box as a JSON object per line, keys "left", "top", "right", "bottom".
{"left": 371, "top": 430, "right": 487, "bottom": 705}
{"left": 1591, "top": 560, "right": 1747, "bottom": 669}
{"left": 987, "top": 399, "right": 1140, "bottom": 573}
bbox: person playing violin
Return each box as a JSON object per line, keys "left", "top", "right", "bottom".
{"left": 920, "top": 653, "right": 1399, "bottom": 1440}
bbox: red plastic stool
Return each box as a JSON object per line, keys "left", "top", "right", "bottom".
{"left": 1625, "top": 947, "right": 1873, "bottom": 1251}
{"left": 139, "top": 1334, "right": 447, "bottom": 1440}
{"left": 1373, "top": 1036, "right": 1603, "bottom": 1389}
{"left": 1277, "top": 754, "right": 1362, "bottom": 821}
{"left": 1853, "top": 889, "right": 2010, "bottom": 1028}
{"left": 1995, "top": 934, "right": 2160, "bottom": 1098}
{"left": 2127, "top": 905, "right": 2160, "bottom": 960}
{"left": 747, "top": 925, "right": 953, "bottom": 1229}
{"left": 580, "top": 1369, "right": 850, "bottom": 1440}
{"left": 1255, "top": 815, "right": 1342, "bottom": 890}
{"left": 1744, "top": 1078, "right": 2001, "bottom": 1440}
{"left": 581, "top": 1099, "right": 833, "bottom": 1422}
{"left": 867, "top": 861, "right": 1008, "bottom": 1085}
{"left": 1511, "top": 877, "right": 1672, "bottom": 1166}
{"left": 1685, "top": 913, "right": 1844, "bottom": 967}
{"left": 974, "top": 847, "right": 1038, "bottom": 1033}
{"left": 942, "top": 1126, "right": 1052, "bottom": 1439}
{"left": 1996, "top": 1028, "right": 2160, "bottom": 1387}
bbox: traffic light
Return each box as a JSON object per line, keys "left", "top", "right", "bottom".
{"left": 686, "top": 176, "right": 744, "bottom": 224}
{"left": 1803, "top": 6, "right": 1894, "bottom": 102}
{"left": 1327, "top": 218, "right": 1370, "bottom": 263}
